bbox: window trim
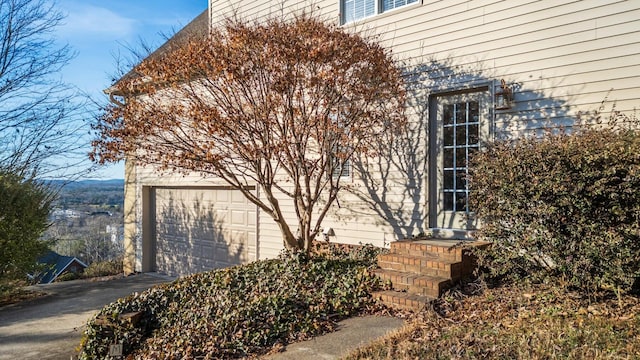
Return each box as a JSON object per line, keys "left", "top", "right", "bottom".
{"left": 340, "top": 0, "right": 421, "bottom": 25}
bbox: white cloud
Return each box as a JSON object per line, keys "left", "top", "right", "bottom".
{"left": 58, "top": 4, "right": 137, "bottom": 39}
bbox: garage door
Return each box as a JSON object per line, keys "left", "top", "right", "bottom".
{"left": 151, "top": 187, "right": 256, "bottom": 277}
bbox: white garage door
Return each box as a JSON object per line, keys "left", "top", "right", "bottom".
{"left": 151, "top": 187, "right": 256, "bottom": 277}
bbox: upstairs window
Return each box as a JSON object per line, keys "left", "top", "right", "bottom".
{"left": 342, "top": 0, "right": 418, "bottom": 23}
{"left": 331, "top": 156, "right": 351, "bottom": 178}
{"left": 327, "top": 111, "right": 352, "bottom": 179}
{"left": 383, "top": 0, "right": 418, "bottom": 11}
{"left": 343, "top": 0, "right": 375, "bottom": 23}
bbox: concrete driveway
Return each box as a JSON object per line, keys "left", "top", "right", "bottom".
{"left": 0, "top": 274, "right": 172, "bottom": 360}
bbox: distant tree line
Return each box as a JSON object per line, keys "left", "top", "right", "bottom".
{"left": 54, "top": 180, "right": 124, "bottom": 208}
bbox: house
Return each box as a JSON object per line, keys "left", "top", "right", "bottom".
{"left": 35, "top": 251, "right": 88, "bottom": 284}
{"left": 116, "top": 1, "right": 640, "bottom": 276}
{"left": 50, "top": 208, "right": 81, "bottom": 220}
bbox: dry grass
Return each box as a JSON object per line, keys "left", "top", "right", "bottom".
{"left": 0, "top": 280, "right": 44, "bottom": 307}
{"left": 344, "top": 282, "right": 640, "bottom": 359}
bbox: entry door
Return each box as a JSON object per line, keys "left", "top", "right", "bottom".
{"left": 431, "top": 90, "right": 490, "bottom": 231}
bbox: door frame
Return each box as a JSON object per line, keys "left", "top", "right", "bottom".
{"left": 427, "top": 85, "right": 492, "bottom": 238}
{"left": 141, "top": 186, "right": 157, "bottom": 272}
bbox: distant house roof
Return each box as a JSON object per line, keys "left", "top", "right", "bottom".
{"left": 106, "top": 9, "right": 209, "bottom": 97}
{"left": 37, "top": 251, "right": 88, "bottom": 284}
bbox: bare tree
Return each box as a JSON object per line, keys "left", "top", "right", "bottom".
{"left": 92, "top": 14, "right": 407, "bottom": 253}
{"left": 0, "top": 0, "right": 88, "bottom": 178}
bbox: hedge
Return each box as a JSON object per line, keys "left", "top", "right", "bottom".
{"left": 469, "top": 124, "right": 640, "bottom": 293}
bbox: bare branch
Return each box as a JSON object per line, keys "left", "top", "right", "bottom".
{"left": 0, "top": 0, "right": 90, "bottom": 178}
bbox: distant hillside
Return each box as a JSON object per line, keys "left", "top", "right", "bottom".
{"left": 46, "top": 179, "right": 124, "bottom": 188}
{"left": 50, "top": 179, "right": 124, "bottom": 208}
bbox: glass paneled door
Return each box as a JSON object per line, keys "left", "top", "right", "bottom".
{"left": 430, "top": 90, "right": 490, "bottom": 231}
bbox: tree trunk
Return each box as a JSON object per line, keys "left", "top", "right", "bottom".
{"left": 275, "top": 218, "right": 300, "bottom": 251}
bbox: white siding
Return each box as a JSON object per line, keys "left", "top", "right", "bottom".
{"left": 208, "top": 0, "right": 429, "bottom": 248}
{"left": 344, "top": 0, "right": 640, "bottom": 137}
{"left": 127, "top": 0, "right": 640, "bottom": 257}
{"left": 211, "top": 0, "right": 639, "bottom": 243}
{"left": 209, "top": 0, "right": 640, "bottom": 119}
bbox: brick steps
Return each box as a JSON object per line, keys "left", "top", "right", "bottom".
{"left": 372, "top": 239, "right": 488, "bottom": 312}
{"left": 377, "top": 253, "right": 461, "bottom": 279}
{"left": 372, "top": 268, "right": 451, "bottom": 298}
{"left": 390, "top": 241, "right": 465, "bottom": 261}
{"left": 371, "top": 290, "right": 432, "bottom": 312}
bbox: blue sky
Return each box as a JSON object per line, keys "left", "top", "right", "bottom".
{"left": 55, "top": 0, "right": 207, "bottom": 179}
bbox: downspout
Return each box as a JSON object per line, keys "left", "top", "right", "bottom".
{"left": 104, "top": 87, "right": 137, "bottom": 274}
{"left": 109, "top": 91, "right": 126, "bottom": 107}
{"left": 106, "top": 86, "right": 126, "bottom": 107}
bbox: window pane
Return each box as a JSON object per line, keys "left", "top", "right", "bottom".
{"left": 443, "top": 125, "right": 454, "bottom": 146}
{"left": 365, "top": 0, "right": 375, "bottom": 17}
{"left": 443, "top": 148, "right": 454, "bottom": 168}
{"left": 383, "top": 0, "right": 417, "bottom": 12}
{"left": 469, "top": 124, "right": 479, "bottom": 145}
{"left": 455, "top": 103, "right": 466, "bottom": 125}
{"left": 455, "top": 171, "right": 467, "bottom": 191}
{"left": 443, "top": 104, "right": 454, "bottom": 125}
{"left": 456, "top": 124, "right": 467, "bottom": 146}
{"left": 443, "top": 170, "right": 454, "bottom": 190}
{"left": 344, "top": 0, "right": 355, "bottom": 22}
{"left": 443, "top": 192, "right": 454, "bottom": 211}
{"left": 343, "top": 0, "right": 375, "bottom": 22}
{"left": 469, "top": 101, "right": 479, "bottom": 123}
{"left": 455, "top": 191, "right": 468, "bottom": 212}
{"left": 456, "top": 147, "right": 466, "bottom": 167}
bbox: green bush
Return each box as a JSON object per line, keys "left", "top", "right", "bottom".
{"left": 83, "top": 258, "right": 123, "bottom": 278}
{"left": 469, "top": 126, "right": 640, "bottom": 293}
{"left": 0, "top": 169, "right": 54, "bottom": 288}
{"left": 54, "top": 271, "right": 81, "bottom": 282}
{"left": 78, "top": 245, "right": 383, "bottom": 359}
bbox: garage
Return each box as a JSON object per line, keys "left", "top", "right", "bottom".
{"left": 144, "top": 186, "right": 257, "bottom": 277}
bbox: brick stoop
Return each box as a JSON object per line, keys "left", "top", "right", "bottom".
{"left": 372, "top": 239, "right": 489, "bottom": 312}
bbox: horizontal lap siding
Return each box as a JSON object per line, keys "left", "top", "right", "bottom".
{"left": 211, "top": 0, "right": 424, "bottom": 252}
{"left": 255, "top": 144, "right": 427, "bottom": 253}
{"left": 203, "top": 0, "right": 640, "bottom": 248}
{"left": 210, "top": 0, "right": 337, "bottom": 23}
{"left": 349, "top": 0, "right": 640, "bottom": 138}
{"left": 209, "top": 0, "right": 640, "bottom": 122}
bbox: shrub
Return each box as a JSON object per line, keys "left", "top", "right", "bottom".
{"left": 78, "top": 245, "right": 383, "bottom": 359}
{"left": 54, "top": 271, "right": 81, "bottom": 282}
{"left": 469, "top": 125, "right": 640, "bottom": 293}
{"left": 82, "top": 258, "right": 123, "bottom": 278}
{"left": 0, "top": 169, "right": 54, "bottom": 288}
